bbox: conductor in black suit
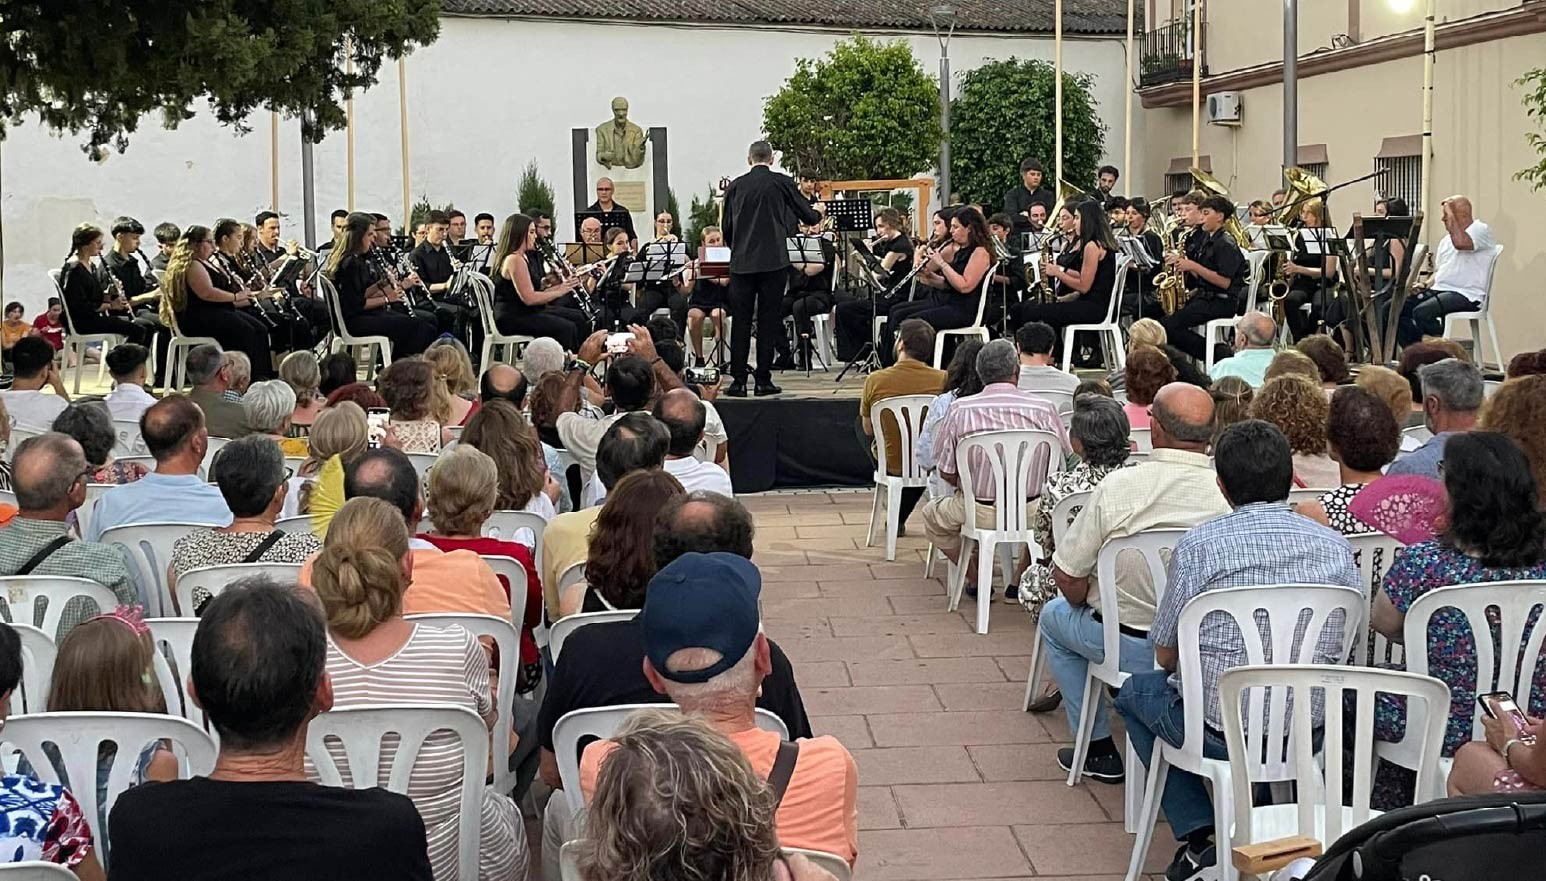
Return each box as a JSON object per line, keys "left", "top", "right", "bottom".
{"left": 721, "top": 140, "right": 822, "bottom": 396}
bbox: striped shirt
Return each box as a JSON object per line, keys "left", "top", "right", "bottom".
{"left": 934, "top": 382, "right": 1069, "bottom": 500}
{"left": 318, "top": 623, "right": 525, "bottom": 881}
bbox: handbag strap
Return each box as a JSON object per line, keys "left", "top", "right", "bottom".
{"left": 765, "top": 740, "right": 801, "bottom": 808}
{"left": 240, "top": 530, "right": 286, "bottom": 564}
{"left": 17, "top": 536, "right": 72, "bottom": 576}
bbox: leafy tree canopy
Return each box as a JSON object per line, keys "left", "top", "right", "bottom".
{"left": 950, "top": 58, "right": 1107, "bottom": 206}
{"left": 0, "top": 0, "right": 442, "bottom": 154}
{"left": 763, "top": 36, "right": 941, "bottom": 181}
{"left": 1518, "top": 67, "right": 1546, "bottom": 192}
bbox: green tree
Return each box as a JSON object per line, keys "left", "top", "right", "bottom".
{"left": 0, "top": 0, "right": 441, "bottom": 155}
{"left": 763, "top": 37, "right": 941, "bottom": 181}
{"left": 664, "top": 189, "right": 683, "bottom": 237}
{"left": 950, "top": 58, "right": 1107, "bottom": 207}
{"left": 405, "top": 196, "right": 456, "bottom": 235}
{"left": 517, "top": 161, "right": 556, "bottom": 217}
{"left": 685, "top": 187, "right": 721, "bottom": 253}
{"left": 1517, "top": 67, "right": 1546, "bottom": 192}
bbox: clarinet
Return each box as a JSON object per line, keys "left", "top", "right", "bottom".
{"left": 536, "top": 237, "right": 598, "bottom": 325}
{"left": 224, "top": 253, "right": 280, "bottom": 329}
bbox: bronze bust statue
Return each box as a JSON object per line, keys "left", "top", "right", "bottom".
{"left": 594, "top": 97, "right": 648, "bottom": 170}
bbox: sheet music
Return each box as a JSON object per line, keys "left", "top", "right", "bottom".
{"left": 1299, "top": 227, "right": 1332, "bottom": 256}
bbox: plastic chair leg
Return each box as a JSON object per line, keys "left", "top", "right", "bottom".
{"left": 1023, "top": 628, "right": 1046, "bottom": 711}
{"left": 1065, "top": 669, "right": 1102, "bottom": 786}
{"left": 866, "top": 484, "right": 882, "bottom": 550}
{"left": 884, "top": 482, "right": 901, "bottom": 562}
{"left": 975, "top": 538, "right": 995, "bottom": 634}
{"left": 1123, "top": 737, "right": 1142, "bottom": 832}
{"left": 1125, "top": 749, "right": 1170, "bottom": 881}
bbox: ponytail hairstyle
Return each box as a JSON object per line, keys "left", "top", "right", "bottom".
{"left": 311, "top": 497, "right": 410, "bottom": 639}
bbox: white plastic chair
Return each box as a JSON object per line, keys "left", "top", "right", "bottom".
{"left": 556, "top": 560, "right": 587, "bottom": 595}
{"left": 0, "top": 863, "right": 76, "bottom": 879}
{"left": 0, "top": 488, "right": 14, "bottom": 507}
{"left": 50, "top": 268, "right": 119, "bottom": 394}
{"left": 0, "top": 575, "right": 120, "bottom": 642}
{"left": 1375, "top": 579, "right": 1546, "bottom": 800}
{"left": 8, "top": 624, "right": 56, "bottom": 716}
{"left": 1203, "top": 250, "right": 1268, "bottom": 374}
{"left": 100, "top": 522, "right": 201, "bottom": 617}
{"left": 1125, "top": 584, "right": 1365, "bottom": 881}
{"left": 548, "top": 610, "right": 635, "bottom": 664}
{"left": 274, "top": 514, "right": 318, "bottom": 535}
{"left": 74, "top": 483, "right": 116, "bottom": 540}
{"left": 482, "top": 509, "right": 546, "bottom": 565}
{"left": 405, "top": 613, "right": 522, "bottom": 796}
{"left": 1, "top": 711, "right": 217, "bottom": 862}
{"left": 173, "top": 562, "right": 304, "bottom": 616}
{"left": 1403, "top": 424, "right": 1433, "bottom": 446}
{"left": 146, "top": 617, "right": 202, "bottom": 726}
{"left": 947, "top": 429, "right": 1065, "bottom": 634}
{"left": 1021, "top": 490, "right": 1093, "bottom": 712}
{"left": 319, "top": 274, "right": 392, "bottom": 381}
{"left": 405, "top": 452, "right": 438, "bottom": 482}
{"left": 1060, "top": 255, "right": 1130, "bottom": 372}
{"left": 202, "top": 435, "right": 233, "bottom": 476}
{"left": 865, "top": 395, "right": 934, "bottom": 562}
{"left": 931, "top": 270, "right": 994, "bottom": 369}
{"left": 470, "top": 273, "right": 533, "bottom": 369}
{"left": 307, "top": 705, "right": 486, "bottom": 881}
{"left": 1025, "top": 388, "right": 1075, "bottom": 415}
{"left": 1344, "top": 532, "right": 1407, "bottom": 668}
{"left": 1129, "top": 427, "right": 1153, "bottom": 453}
{"left": 111, "top": 419, "right": 147, "bottom": 458}
{"left": 1218, "top": 665, "right": 1450, "bottom": 857}
{"left": 160, "top": 307, "right": 219, "bottom": 393}
{"left": 1441, "top": 243, "right": 1504, "bottom": 370}
{"left": 552, "top": 703, "right": 790, "bottom": 813}
{"left": 1285, "top": 487, "right": 1337, "bottom": 508}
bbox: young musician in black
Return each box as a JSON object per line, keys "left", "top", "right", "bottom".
{"left": 636, "top": 211, "right": 690, "bottom": 329}
{"left": 1010, "top": 199, "right": 1118, "bottom": 357}
{"left": 774, "top": 218, "right": 837, "bottom": 370}
{"left": 683, "top": 226, "right": 731, "bottom": 366}
{"left": 1278, "top": 197, "right": 1340, "bottom": 340}
{"left": 409, "top": 209, "right": 473, "bottom": 340}
{"left": 1159, "top": 195, "right": 1247, "bottom": 362}
{"left": 162, "top": 223, "right": 275, "bottom": 378}
{"left": 1003, "top": 158, "right": 1055, "bottom": 236}
{"left": 833, "top": 207, "right": 915, "bottom": 361}
{"left": 253, "top": 210, "right": 330, "bottom": 342}
{"left": 368, "top": 214, "right": 440, "bottom": 329}
{"left": 878, "top": 207, "right": 992, "bottom": 366}
{"left": 490, "top": 213, "right": 591, "bottom": 351}
{"left": 150, "top": 222, "right": 179, "bottom": 271}
{"left": 59, "top": 223, "right": 162, "bottom": 353}
{"left": 322, "top": 212, "right": 438, "bottom": 358}
{"left": 591, "top": 226, "right": 637, "bottom": 331}
{"left": 1121, "top": 198, "right": 1165, "bottom": 319}
{"left": 103, "top": 217, "right": 159, "bottom": 306}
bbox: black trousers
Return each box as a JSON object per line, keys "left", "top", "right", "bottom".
{"left": 1160, "top": 295, "right": 1239, "bottom": 363}
{"left": 185, "top": 306, "right": 276, "bottom": 379}
{"left": 1010, "top": 296, "right": 1111, "bottom": 355}
{"left": 777, "top": 291, "right": 833, "bottom": 360}
{"left": 637, "top": 285, "right": 689, "bottom": 333}
{"left": 835, "top": 289, "right": 909, "bottom": 361}
{"left": 729, "top": 269, "right": 787, "bottom": 383}
{"left": 879, "top": 294, "right": 978, "bottom": 367}
{"left": 77, "top": 311, "right": 171, "bottom": 383}
{"left": 347, "top": 308, "right": 439, "bottom": 358}
{"left": 495, "top": 306, "right": 590, "bottom": 353}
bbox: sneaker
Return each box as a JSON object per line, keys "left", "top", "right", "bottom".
{"left": 1164, "top": 842, "right": 1217, "bottom": 881}
{"left": 1056, "top": 747, "right": 1125, "bottom": 784}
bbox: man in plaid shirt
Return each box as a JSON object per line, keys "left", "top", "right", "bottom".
{"left": 1115, "top": 420, "right": 1360, "bottom": 881}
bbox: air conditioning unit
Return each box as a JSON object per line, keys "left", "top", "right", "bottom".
{"left": 1206, "top": 92, "right": 1243, "bottom": 126}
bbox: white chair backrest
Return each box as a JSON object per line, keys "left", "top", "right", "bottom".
{"left": 274, "top": 515, "right": 317, "bottom": 535}
{"left": 955, "top": 429, "right": 1065, "bottom": 535}
{"left": 8, "top": 624, "right": 56, "bottom": 717}
{"left": 552, "top": 703, "right": 790, "bottom": 814}
{"left": 202, "top": 435, "right": 232, "bottom": 475}
{"left": 1175, "top": 584, "right": 1365, "bottom": 782}
{"left": 146, "top": 617, "right": 202, "bottom": 727}
{"left": 100, "top": 522, "right": 200, "bottom": 617}
{"left": 0, "top": 576, "right": 120, "bottom": 642}
{"left": 1048, "top": 490, "right": 1092, "bottom": 550}
{"left": 405, "top": 613, "right": 522, "bottom": 795}
{"left": 1402, "top": 580, "right": 1546, "bottom": 744}
{"left": 482, "top": 508, "right": 546, "bottom": 552}
{"left": 174, "top": 562, "right": 304, "bottom": 617}
{"left": 1093, "top": 528, "right": 1185, "bottom": 671}
{"left": 782, "top": 848, "right": 853, "bottom": 881}
{"left": 1243, "top": 249, "right": 1272, "bottom": 313}
{"left": 1344, "top": 532, "right": 1407, "bottom": 667}
{"left": 1129, "top": 427, "right": 1153, "bottom": 452}
{"left": 870, "top": 394, "right": 934, "bottom": 480}
{"left": 75, "top": 484, "right": 116, "bottom": 540}
{"left": 0, "top": 488, "right": 14, "bottom": 507}
{"left": 479, "top": 556, "right": 530, "bottom": 621}
{"left": 306, "top": 705, "right": 486, "bottom": 881}
{"left": 1285, "top": 487, "right": 1335, "bottom": 508}
{"left": 405, "top": 452, "right": 438, "bottom": 482}
{"left": 1, "top": 712, "right": 217, "bottom": 862}
{"left": 1403, "top": 424, "right": 1433, "bottom": 445}
{"left": 1026, "top": 388, "right": 1074, "bottom": 415}
{"left": 549, "top": 610, "right": 635, "bottom": 664}
{"left": 557, "top": 560, "right": 587, "bottom": 594}
{"left": 1221, "top": 665, "right": 1450, "bottom": 846}
{"left": 111, "top": 419, "right": 147, "bottom": 457}
{"left": 1479, "top": 243, "right": 1505, "bottom": 305}
{"left": 0, "top": 863, "right": 76, "bottom": 879}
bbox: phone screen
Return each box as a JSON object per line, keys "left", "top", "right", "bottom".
{"left": 1479, "top": 691, "right": 1536, "bottom": 743}
{"left": 366, "top": 408, "right": 390, "bottom": 449}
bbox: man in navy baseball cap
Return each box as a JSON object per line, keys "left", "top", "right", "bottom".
{"left": 640, "top": 551, "right": 763, "bottom": 684}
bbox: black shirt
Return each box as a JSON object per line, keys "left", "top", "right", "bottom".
{"left": 1186, "top": 227, "right": 1246, "bottom": 300}
{"left": 787, "top": 237, "right": 836, "bottom": 296}
{"left": 332, "top": 253, "right": 378, "bottom": 321}
{"left": 59, "top": 260, "right": 112, "bottom": 329}
{"left": 108, "top": 776, "right": 432, "bottom": 881}
{"left": 879, "top": 233, "right": 914, "bottom": 290}
{"left": 410, "top": 241, "right": 454, "bottom": 287}
{"left": 585, "top": 202, "right": 637, "bottom": 243}
{"left": 104, "top": 249, "right": 157, "bottom": 300}
{"left": 721, "top": 166, "right": 823, "bottom": 274}
{"left": 537, "top": 618, "right": 813, "bottom": 755}
{"left": 1003, "top": 185, "right": 1055, "bottom": 234}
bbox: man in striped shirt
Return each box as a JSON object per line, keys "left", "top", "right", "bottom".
{"left": 920, "top": 339, "right": 1069, "bottom": 593}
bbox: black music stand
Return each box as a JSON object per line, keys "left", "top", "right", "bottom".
{"left": 823, "top": 200, "right": 875, "bottom": 298}
{"left": 576, "top": 209, "right": 634, "bottom": 242}
{"left": 563, "top": 242, "right": 609, "bottom": 266}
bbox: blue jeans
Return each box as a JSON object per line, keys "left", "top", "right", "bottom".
{"left": 1038, "top": 597, "right": 1153, "bottom": 740}
{"left": 1115, "top": 668, "right": 1229, "bottom": 840}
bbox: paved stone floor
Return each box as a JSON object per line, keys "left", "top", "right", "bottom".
{"left": 748, "top": 489, "right": 1175, "bottom": 881}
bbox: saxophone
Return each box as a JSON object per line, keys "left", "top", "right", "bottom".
{"left": 1151, "top": 223, "right": 1193, "bottom": 315}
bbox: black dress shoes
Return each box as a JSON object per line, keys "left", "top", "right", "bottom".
{"left": 754, "top": 381, "right": 782, "bottom": 396}
{"left": 724, "top": 380, "right": 748, "bottom": 397}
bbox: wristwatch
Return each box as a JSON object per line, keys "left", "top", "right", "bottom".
{"left": 1503, "top": 737, "right": 1526, "bottom": 767}
{"left": 569, "top": 357, "right": 591, "bottom": 373}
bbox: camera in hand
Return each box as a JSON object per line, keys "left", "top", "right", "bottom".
{"left": 684, "top": 365, "right": 719, "bottom": 386}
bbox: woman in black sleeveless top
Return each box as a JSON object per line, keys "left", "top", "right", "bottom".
{"left": 1010, "top": 199, "right": 1119, "bottom": 357}
{"left": 163, "top": 221, "right": 276, "bottom": 379}
{"left": 488, "top": 213, "right": 591, "bottom": 352}
{"left": 323, "top": 212, "right": 438, "bottom": 358}
{"left": 878, "top": 206, "right": 993, "bottom": 366}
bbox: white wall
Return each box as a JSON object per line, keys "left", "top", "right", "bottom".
{"left": 0, "top": 17, "right": 1132, "bottom": 316}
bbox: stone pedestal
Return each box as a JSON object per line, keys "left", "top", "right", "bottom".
{"left": 570, "top": 127, "right": 671, "bottom": 239}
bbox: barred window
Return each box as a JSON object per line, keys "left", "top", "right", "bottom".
{"left": 1299, "top": 162, "right": 1328, "bottom": 182}
{"left": 1375, "top": 156, "right": 1422, "bottom": 211}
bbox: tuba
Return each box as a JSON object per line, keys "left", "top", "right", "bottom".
{"left": 1189, "top": 167, "right": 1253, "bottom": 250}
{"left": 1276, "top": 166, "right": 1328, "bottom": 227}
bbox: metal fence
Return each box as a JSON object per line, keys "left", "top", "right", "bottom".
{"left": 1140, "top": 19, "right": 1205, "bottom": 87}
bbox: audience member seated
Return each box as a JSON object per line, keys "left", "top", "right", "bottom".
{"left": 1207, "top": 311, "right": 1277, "bottom": 387}
{"left": 243, "top": 380, "right": 308, "bottom": 456}
{"left": 286, "top": 401, "right": 368, "bottom": 526}
{"left": 0, "top": 623, "right": 106, "bottom": 879}
{"left": 578, "top": 553, "right": 859, "bottom": 864}
{"left": 2, "top": 336, "right": 69, "bottom": 430}
{"left": 1396, "top": 342, "right": 1463, "bottom": 429}
{"left": 654, "top": 389, "right": 734, "bottom": 496}
{"left": 1369, "top": 433, "right": 1546, "bottom": 788}
{"left": 1295, "top": 333, "right": 1350, "bottom": 392}
{"left": 379, "top": 357, "right": 451, "bottom": 453}
{"left": 539, "top": 413, "right": 669, "bottom": 617}
{"left": 1355, "top": 365, "right": 1421, "bottom": 452}
{"left": 311, "top": 498, "right": 526, "bottom": 881}
{"left": 1109, "top": 319, "right": 1210, "bottom": 392}
{"left": 1387, "top": 358, "right": 1482, "bottom": 479}
{"left": 325, "top": 380, "right": 388, "bottom": 411}
{"left": 858, "top": 319, "right": 946, "bottom": 527}
{"left": 1033, "top": 385, "right": 1229, "bottom": 766}
{"left": 107, "top": 578, "right": 433, "bottom": 881}
{"left": 104, "top": 343, "right": 156, "bottom": 424}
{"left": 1478, "top": 375, "right": 1546, "bottom": 509}
{"left": 653, "top": 332, "right": 730, "bottom": 468}
{"left": 653, "top": 491, "right": 757, "bottom": 569}
{"left": 1505, "top": 348, "right": 1546, "bottom": 381}
{"left": 542, "top": 331, "right": 677, "bottom": 474}
{"left": 917, "top": 340, "right": 986, "bottom": 500}
{"left": 1016, "top": 321, "right": 1079, "bottom": 395}
{"left": 1263, "top": 349, "right": 1320, "bottom": 385}
{"left": 575, "top": 711, "right": 840, "bottom": 881}
{"left": 460, "top": 400, "right": 561, "bottom": 522}
{"left": 560, "top": 470, "right": 685, "bottom": 617}
{"left": 1207, "top": 376, "right": 1253, "bottom": 449}
{"left": 1122, "top": 345, "right": 1176, "bottom": 430}
{"left": 1295, "top": 387, "right": 1401, "bottom": 534}
{"left": 920, "top": 340, "right": 1069, "bottom": 595}
{"left": 1116, "top": 420, "right": 1359, "bottom": 880}
{"left": 1449, "top": 696, "right": 1546, "bottom": 796}
{"left": 184, "top": 344, "right": 250, "bottom": 439}
{"left": 220, "top": 351, "right": 253, "bottom": 401}
{"left": 169, "top": 436, "right": 322, "bottom": 614}
{"left": 479, "top": 362, "right": 527, "bottom": 409}
{"left": 0, "top": 433, "right": 137, "bottom": 631}
{"left": 424, "top": 340, "right": 480, "bottom": 427}
{"left": 1249, "top": 374, "right": 1339, "bottom": 487}
{"left": 318, "top": 350, "right": 359, "bottom": 397}
{"left": 52, "top": 402, "right": 148, "bottom": 484}
{"left": 519, "top": 337, "right": 568, "bottom": 387}
{"left": 279, "top": 350, "right": 324, "bottom": 437}
{"left": 88, "top": 396, "right": 232, "bottom": 542}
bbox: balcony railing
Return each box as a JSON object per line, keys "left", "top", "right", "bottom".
{"left": 1140, "top": 18, "right": 1206, "bottom": 87}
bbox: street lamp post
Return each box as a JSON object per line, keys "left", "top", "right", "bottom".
{"left": 930, "top": 2, "right": 958, "bottom": 210}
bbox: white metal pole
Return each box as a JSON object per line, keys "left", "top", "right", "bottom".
{"left": 1283, "top": 0, "right": 1298, "bottom": 175}
{"left": 1124, "top": 0, "right": 1135, "bottom": 196}
{"left": 399, "top": 57, "right": 411, "bottom": 226}
{"left": 1190, "top": 0, "right": 1201, "bottom": 166}
{"left": 345, "top": 39, "right": 356, "bottom": 212}
{"left": 940, "top": 53, "right": 951, "bottom": 202}
{"left": 1055, "top": 0, "right": 1064, "bottom": 185}
{"left": 1420, "top": 0, "right": 1435, "bottom": 233}
{"left": 270, "top": 111, "right": 280, "bottom": 211}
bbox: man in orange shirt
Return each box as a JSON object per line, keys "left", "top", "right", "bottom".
{"left": 577, "top": 552, "right": 859, "bottom": 866}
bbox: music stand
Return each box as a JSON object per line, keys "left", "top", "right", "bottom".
{"left": 1349, "top": 214, "right": 1423, "bottom": 362}
{"left": 575, "top": 209, "right": 634, "bottom": 242}
{"left": 823, "top": 200, "right": 873, "bottom": 233}
{"left": 563, "top": 242, "right": 609, "bottom": 266}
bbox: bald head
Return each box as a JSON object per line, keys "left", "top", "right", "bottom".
{"left": 142, "top": 394, "right": 207, "bottom": 469}
{"left": 480, "top": 363, "right": 527, "bottom": 408}
{"left": 1237, "top": 311, "right": 1276, "bottom": 349}
{"left": 343, "top": 447, "right": 421, "bottom": 524}
{"left": 580, "top": 218, "right": 602, "bottom": 243}
{"left": 652, "top": 388, "right": 706, "bottom": 458}
{"left": 12, "top": 433, "right": 87, "bottom": 516}
{"left": 1444, "top": 195, "right": 1474, "bottom": 225}
{"left": 1151, "top": 382, "right": 1216, "bottom": 450}
{"left": 653, "top": 492, "right": 756, "bottom": 567}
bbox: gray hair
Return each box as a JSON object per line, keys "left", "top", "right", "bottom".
{"left": 211, "top": 435, "right": 287, "bottom": 518}
{"left": 243, "top": 380, "right": 298, "bottom": 434}
{"left": 522, "top": 338, "right": 566, "bottom": 384}
{"left": 222, "top": 351, "right": 252, "bottom": 389}
{"left": 185, "top": 344, "right": 226, "bottom": 386}
{"left": 1070, "top": 394, "right": 1131, "bottom": 468}
{"left": 279, "top": 350, "right": 322, "bottom": 405}
{"left": 1238, "top": 311, "right": 1277, "bottom": 348}
{"left": 660, "top": 642, "right": 760, "bottom": 712}
{"left": 50, "top": 401, "right": 116, "bottom": 468}
{"left": 12, "top": 433, "right": 87, "bottom": 511}
{"left": 975, "top": 339, "right": 1020, "bottom": 385}
{"left": 1419, "top": 357, "right": 1483, "bottom": 414}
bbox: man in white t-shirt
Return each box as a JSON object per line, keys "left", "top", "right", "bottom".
{"left": 103, "top": 343, "right": 157, "bottom": 424}
{"left": 1016, "top": 321, "right": 1079, "bottom": 397}
{"left": 1, "top": 337, "right": 69, "bottom": 431}
{"left": 654, "top": 389, "right": 734, "bottom": 496}
{"left": 1399, "top": 195, "right": 1499, "bottom": 345}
